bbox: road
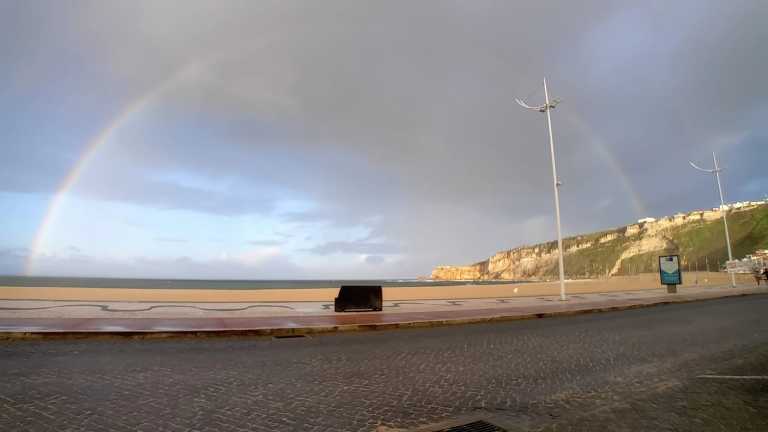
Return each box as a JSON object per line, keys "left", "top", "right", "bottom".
{"left": 1, "top": 295, "right": 768, "bottom": 431}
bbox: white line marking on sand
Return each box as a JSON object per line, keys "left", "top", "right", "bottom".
{"left": 696, "top": 375, "right": 768, "bottom": 380}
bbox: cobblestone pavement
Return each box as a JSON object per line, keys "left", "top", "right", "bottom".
{"left": 1, "top": 295, "right": 767, "bottom": 431}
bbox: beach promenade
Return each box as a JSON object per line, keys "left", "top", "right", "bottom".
{"left": 0, "top": 273, "right": 762, "bottom": 336}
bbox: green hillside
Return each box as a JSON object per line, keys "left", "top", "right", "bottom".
{"left": 544, "top": 204, "right": 768, "bottom": 278}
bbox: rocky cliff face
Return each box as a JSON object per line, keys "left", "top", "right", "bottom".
{"left": 431, "top": 202, "right": 768, "bottom": 280}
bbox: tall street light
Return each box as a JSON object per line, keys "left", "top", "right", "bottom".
{"left": 517, "top": 78, "right": 566, "bottom": 301}
{"left": 689, "top": 152, "right": 736, "bottom": 288}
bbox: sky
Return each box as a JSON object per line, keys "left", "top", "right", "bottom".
{"left": 1, "top": 0, "right": 767, "bottom": 279}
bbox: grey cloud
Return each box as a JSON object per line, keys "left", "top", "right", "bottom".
{"left": 0, "top": 248, "right": 28, "bottom": 275}
{"left": 28, "top": 253, "right": 306, "bottom": 279}
{"left": 248, "top": 240, "right": 282, "bottom": 246}
{"left": 304, "top": 241, "right": 400, "bottom": 256}
{"left": 75, "top": 162, "right": 279, "bottom": 216}
{"left": 364, "top": 255, "right": 386, "bottom": 265}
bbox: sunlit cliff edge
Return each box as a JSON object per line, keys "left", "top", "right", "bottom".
{"left": 431, "top": 200, "right": 768, "bottom": 280}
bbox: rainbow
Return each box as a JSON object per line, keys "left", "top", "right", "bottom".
{"left": 23, "top": 68, "right": 195, "bottom": 275}
{"left": 25, "top": 67, "right": 647, "bottom": 275}
{"left": 561, "top": 111, "right": 648, "bottom": 218}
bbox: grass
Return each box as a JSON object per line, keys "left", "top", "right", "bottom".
{"left": 534, "top": 204, "right": 768, "bottom": 278}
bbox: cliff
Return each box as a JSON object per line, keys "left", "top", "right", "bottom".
{"left": 431, "top": 201, "right": 768, "bottom": 280}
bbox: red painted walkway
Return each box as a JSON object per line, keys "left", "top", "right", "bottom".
{"left": 2, "top": 286, "right": 762, "bottom": 335}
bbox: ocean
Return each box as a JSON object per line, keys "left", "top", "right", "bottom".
{"left": 0, "top": 276, "right": 522, "bottom": 290}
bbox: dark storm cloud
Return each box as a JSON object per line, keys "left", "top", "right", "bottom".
{"left": 2, "top": 0, "right": 767, "bottom": 275}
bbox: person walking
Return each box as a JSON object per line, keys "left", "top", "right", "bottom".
{"left": 755, "top": 268, "right": 763, "bottom": 286}
{"left": 762, "top": 267, "right": 768, "bottom": 285}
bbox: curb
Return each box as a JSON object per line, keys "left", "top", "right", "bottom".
{"left": 0, "top": 291, "right": 761, "bottom": 341}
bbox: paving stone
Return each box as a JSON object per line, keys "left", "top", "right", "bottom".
{"left": 0, "top": 295, "right": 767, "bottom": 431}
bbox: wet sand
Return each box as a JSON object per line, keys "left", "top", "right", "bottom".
{"left": 0, "top": 273, "right": 754, "bottom": 303}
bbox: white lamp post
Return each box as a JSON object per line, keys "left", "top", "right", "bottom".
{"left": 517, "top": 78, "right": 567, "bottom": 301}
{"left": 689, "top": 152, "right": 736, "bottom": 288}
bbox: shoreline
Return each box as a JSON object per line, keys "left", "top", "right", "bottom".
{"left": 0, "top": 273, "right": 754, "bottom": 303}
{"left": 0, "top": 276, "right": 526, "bottom": 289}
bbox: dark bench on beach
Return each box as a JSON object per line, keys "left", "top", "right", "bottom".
{"left": 334, "top": 285, "right": 383, "bottom": 312}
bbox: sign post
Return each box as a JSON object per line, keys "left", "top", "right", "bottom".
{"left": 659, "top": 255, "right": 682, "bottom": 293}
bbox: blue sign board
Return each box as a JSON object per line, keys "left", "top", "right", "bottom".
{"left": 659, "top": 255, "right": 682, "bottom": 285}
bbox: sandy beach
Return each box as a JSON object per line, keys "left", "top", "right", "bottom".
{"left": 0, "top": 272, "right": 754, "bottom": 303}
